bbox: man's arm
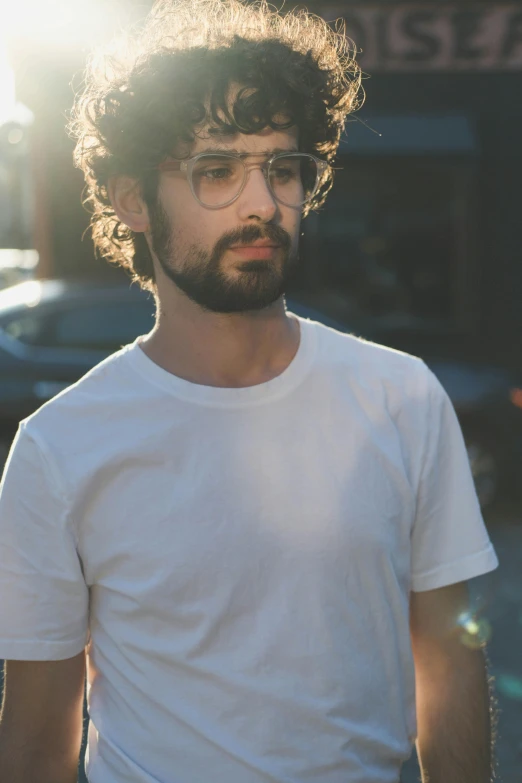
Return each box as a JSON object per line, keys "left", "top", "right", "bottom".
{"left": 0, "top": 651, "right": 86, "bottom": 783}
{"left": 410, "top": 581, "right": 495, "bottom": 783}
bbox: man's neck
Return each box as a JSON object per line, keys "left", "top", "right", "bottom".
{"left": 139, "top": 292, "right": 300, "bottom": 389}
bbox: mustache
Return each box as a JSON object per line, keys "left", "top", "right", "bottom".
{"left": 212, "top": 224, "right": 292, "bottom": 260}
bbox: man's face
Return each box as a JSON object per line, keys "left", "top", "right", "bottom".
{"left": 148, "top": 126, "right": 302, "bottom": 314}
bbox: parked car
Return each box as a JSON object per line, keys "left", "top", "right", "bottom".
{"left": 0, "top": 278, "right": 521, "bottom": 509}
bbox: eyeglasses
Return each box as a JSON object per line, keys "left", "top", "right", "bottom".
{"left": 157, "top": 151, "right": 330, "bottom": 209}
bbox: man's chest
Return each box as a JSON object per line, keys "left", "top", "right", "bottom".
{"left": 76, "top": 421, "right": 415, "bottom": 605}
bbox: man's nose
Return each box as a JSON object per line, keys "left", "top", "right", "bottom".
{"left": 236, "top": 167, "right": 278, "bottom": 223}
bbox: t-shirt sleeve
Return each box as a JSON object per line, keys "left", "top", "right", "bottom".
{"left": 0, "top": 423, "right": 89, "bottom": 660}
{"left": 410, "top": 366, "right": 499, "bottom": 592}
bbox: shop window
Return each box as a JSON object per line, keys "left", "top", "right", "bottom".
{"left": 296, "top": 157, "right": 477, "bottom": 336}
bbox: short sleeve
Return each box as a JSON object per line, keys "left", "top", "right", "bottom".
{"left": 0, "top": 423, "right": 89, "bottom": 660}
{"left": 410, "top": 367, "right": 499, "bottom": 592}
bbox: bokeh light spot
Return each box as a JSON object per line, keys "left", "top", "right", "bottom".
{"left": 497, "top": 674, "right": 522, "bottom": 702}
{"left": 7, "top": 128, "right": 23, "bottom": 145}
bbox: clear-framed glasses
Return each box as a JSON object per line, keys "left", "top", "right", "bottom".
{"left": 157, "top": 151, "right": 330, "bottom": 209}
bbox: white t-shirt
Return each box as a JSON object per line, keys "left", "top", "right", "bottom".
{"left": 0, "top": 316, "right": 498, "bottom": 783}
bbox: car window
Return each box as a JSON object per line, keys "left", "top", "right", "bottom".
{"left": 51, "top": 301, "right": 155, "bottom": 351}
{"left": 2, "top": 311, "right": 51, "bottom": 345}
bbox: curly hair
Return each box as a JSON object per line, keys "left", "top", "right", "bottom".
{"left": 69, "top": 0, "right": 362, "bottom": 292}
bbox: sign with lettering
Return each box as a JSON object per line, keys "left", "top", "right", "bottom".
{"left": 321, "top": 5, "right": 522, "bottom": 70}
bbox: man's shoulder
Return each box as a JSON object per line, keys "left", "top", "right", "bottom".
{"left": 305, "top": 317, "right": 440, "bottom": 424}
{"left": 310, "top": 318, "right": 429, "bottom": 383}
{"left": 22, "top": 344, "right": 138, "bottom": 444}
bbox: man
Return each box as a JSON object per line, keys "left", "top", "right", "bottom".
{"left": 0, "top": 1, "right": 498, "bottom": 781}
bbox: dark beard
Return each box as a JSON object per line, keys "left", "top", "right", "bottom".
{"left": 148, "top": 203, "right": 299, "bottom": 314}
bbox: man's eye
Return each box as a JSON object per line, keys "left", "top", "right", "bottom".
{"left": 272, "top": 166, "right": 297, "bottom": 180}
{"left": 201, "top": 167, "right": 233, "bottom": 180}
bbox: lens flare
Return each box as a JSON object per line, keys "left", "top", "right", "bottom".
{"left": 458, "top": 611, "right": 492, "bottom": 649}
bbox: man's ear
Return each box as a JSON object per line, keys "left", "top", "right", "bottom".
{"left": 108, "top": 176, "right": 150, "bottom": 233}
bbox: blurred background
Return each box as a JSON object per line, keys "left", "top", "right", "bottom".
{"left": 0, "top": 1, "right": 521, "bottom": 781}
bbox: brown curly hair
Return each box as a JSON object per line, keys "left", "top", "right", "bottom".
{"left": 69, "top": 0, "right": 362, "bottom": 292}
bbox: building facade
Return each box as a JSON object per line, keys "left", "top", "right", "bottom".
{"left": 288, "top": 1, "right": 522, "bottom": 369}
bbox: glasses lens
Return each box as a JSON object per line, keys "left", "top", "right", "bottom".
{"left": 190, "top": 155, "right": 245, "bottom": 207}
{"left": 268, "top": 154, "right": 319, "bottom": 207}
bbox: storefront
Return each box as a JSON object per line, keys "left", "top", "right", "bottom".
{"left": 291, "top": 1, "right": 522, "bottom": 369}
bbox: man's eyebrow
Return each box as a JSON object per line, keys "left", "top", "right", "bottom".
{"left": 194, "top": 146, "right": 299, "bottom": 156}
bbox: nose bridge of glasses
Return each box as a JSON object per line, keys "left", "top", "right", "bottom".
{"left": 244, "top": 160, "right": 272, "bottom": 189}
{"left": 241, "top": 163, "right": 277, "bottom": 205}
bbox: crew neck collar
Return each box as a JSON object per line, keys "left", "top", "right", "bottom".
{"left": 124, "top": 315, "right": 317, "bottom": 408}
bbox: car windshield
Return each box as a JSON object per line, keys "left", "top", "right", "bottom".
{"left": 0, "top": 292, "right": 156, "bottom": 352}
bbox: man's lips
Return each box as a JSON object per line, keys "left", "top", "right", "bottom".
{"left": 229, "top": 241, "right": 281, "bottom": 260}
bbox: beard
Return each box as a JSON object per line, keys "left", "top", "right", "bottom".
{"left": 148, "top": 202, "right": 299, "bottom": 314}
